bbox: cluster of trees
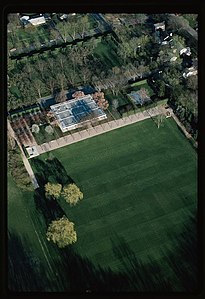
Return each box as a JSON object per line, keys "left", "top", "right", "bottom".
{"left": 8, "top": 39, "right": 97, "bottom": 110}
{"left": 44, "top": 182, "right": 83, "bottom": 206}
{"left": 44, "top": 181, "right": 83, "bottom": 248}
{"left": 151, "top": 65, "right": 198, "bottom": 140}
{"left": 92, "top": 91, "right": 109, "bottom": 110}
{"left": 8, "top": 138, "right": 33, "bottom": 191}
{"left": 55, "top": 14, "right": 91, "bottom": 42}
{"left": 8, "top": 34, "right": 148, "bottom": 111}
{"left": 8, "top": 14, "right": 94, "bottom": 53}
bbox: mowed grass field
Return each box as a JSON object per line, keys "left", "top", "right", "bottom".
{"left": 8, "top": 175, "right": 69, "bottom": 291}
{"left": 39, "top": 117, "right": 197, "bottom": 280}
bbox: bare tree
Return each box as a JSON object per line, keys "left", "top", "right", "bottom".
{"left": 55, "top": 90, "right": 67, "bottom": 103}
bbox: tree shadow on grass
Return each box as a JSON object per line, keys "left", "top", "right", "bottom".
{"left": 8, "top": 232, "right": 55, "bottom": 291}
{"left": 8, "top": 213, "right": 199, "bottom": 292}
{"left": 55, "top": 245, "right": 131, "bottom": 292}
{"left": 32, "top": 157, "right": 74, "bottom": 188}
{"left": 33, "top": 188, "right": 65, "bottom": 227}
{"left": 110, "top": 214, "right": 198, "bottom": 292}
{"left": 110, "top": 234, "right": 173, "bottom": 292}
{"left": 160, "top": 215, "right": 198, "bottom": 292}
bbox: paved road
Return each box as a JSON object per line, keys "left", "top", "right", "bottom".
{"left": 34, "top": 106, "right": 166, "bottom": 156}
{"left": 7, "top": 120, "right": 39, "bottom": 189}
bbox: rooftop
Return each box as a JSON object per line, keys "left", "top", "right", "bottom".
{"left": 50, "top": 94, "right": 107, "bottom": 132}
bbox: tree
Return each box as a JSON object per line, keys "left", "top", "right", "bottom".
{"left": 56, "top": 73, "right": 67, "bottom": 91}
{"left": 62, "top": 183, "right": 83, "bottom": 206}
{"left": 157, "top": 114, "right": 164, "bottom": 129}
{"left": 135, "top": 13, "right": 147, "bottom": 25}
{"left": 78, "top": 15, "right": 90, "bottom": 37}
{"left": 31, "top": 124, "right": 40, "bottom": 134}
{"left": 45, "top": 182, "right": 62, "bottom": 199}
{"left": 46, "top": 216, "right": 77, "bottom": 248}
{"left": 112, "top": 99, "right": 119, "bottom": 110}
{"left": 186, "top": 75, "right": 198, "bottom": 91}
{"left": 45, "top": 125, "right": 54, "bottom": 134}
{"left": 55, "top": 21, "right": 70, "bottom": 42}
{"left": 55, "top": 89, "right": 67, "bottom": 103}
{"left": 33, "top": 79, "right": 45, "bottom": 98}
{"left": 92, "top": 91, "right": 109, "bottom": 110}
{"left": 80, "top": 66, "right": 92, "bottom": 85}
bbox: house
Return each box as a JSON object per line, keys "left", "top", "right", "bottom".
{"left": 20, "top": 15, "right": 46, "bottom": 26}
{"left": 58, "top": 14, "right": 68, "bottom": 21}
{"left": 154, "top": 22, "right": 173, "bottom": 45}
{"left": 183, "top": 66, "right": 198, "bottom": 78}
{"left": 29, "top": 16, "right": 46, "bottom": 26}
{"left": 180, "top": 47, "right": 191, "bottom": 56}
{"left": 154, "top": 21, "right": 165, "bottom": 31}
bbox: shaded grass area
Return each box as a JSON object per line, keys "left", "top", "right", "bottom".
{"left": 8, "top": 174, "right": 69, "bottom": 291}
{"left": 93, "top": 37, "right": 122, "bottom": 69}
{"left": 36, "top": 117, "right": 197, "bottom": 290}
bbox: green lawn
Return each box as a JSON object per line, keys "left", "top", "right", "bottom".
{"left": 37, "top": 117, "right": 197, "bottom": 288}
{"left": 94, "top": 36, "right": 123, "bottom": 69}
{"left": 8, "top": 174, "right": 69, "bottom": 291}
{"left": 9, "top": 117, "right": 197, "bottom": 291}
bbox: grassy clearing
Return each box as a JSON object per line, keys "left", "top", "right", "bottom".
{"left": 130, "top": 79, "right": 147, "bottom": 87}
{"left": 38, "top": 117, "right": 197, "bottom": 285}
{"left": 94, "top": 36, "right": 122, "bottom": 69}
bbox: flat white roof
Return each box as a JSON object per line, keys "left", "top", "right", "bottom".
{"left": 29, "top": 16, "right": 46, "bottom": 26}
{"left": 26, "top": 145, "right": 39, "bottom": 157}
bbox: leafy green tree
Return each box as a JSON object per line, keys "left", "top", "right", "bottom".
{"left": 62, "top": 183, "right": 83, "bottom": 206}
{"left": 78, "top": 14, "right": 90, "bottom": 37}
{"left": 46, "top": 216, "right": 77, "bottom": 248}
{"left": 45, "top": 182, "right": 62, "bottom": 199}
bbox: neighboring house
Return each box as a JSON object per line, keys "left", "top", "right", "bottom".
{"left": 58, "top": 14, "right": 68, "bottom": 21}
{"left": 154, "top": 22, "right": 173, "bottom": 45}
{"left": 20, "top": 15, "right": 46, "bottom": 26}
{"left": 154, "top": 21, "right": 165, "bottom": 31}
{"left": 183, "top": 67, "right": 198, "bottom": 78}
{"left": 182, "top": 58, "right": 197, "bottom": 78}
{"left": 179, "top": 47, "right": 191, "bottom": 56}
{"left": 29, "top": 16, "right": 46, "bottom": 26}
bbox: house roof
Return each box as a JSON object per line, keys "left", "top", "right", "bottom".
{"left": 29, "top": 16, "right": 46, "bottom": 26}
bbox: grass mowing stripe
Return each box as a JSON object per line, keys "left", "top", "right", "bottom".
{"left": 36, "top": 117, "right": 196, "bottom": 289}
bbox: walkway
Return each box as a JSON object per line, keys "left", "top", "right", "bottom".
{"left": 34, "top": 106, "right": 165, "bottom": 156}
{"left": 7, "top": 120, "right": 39, "bottom": 189}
